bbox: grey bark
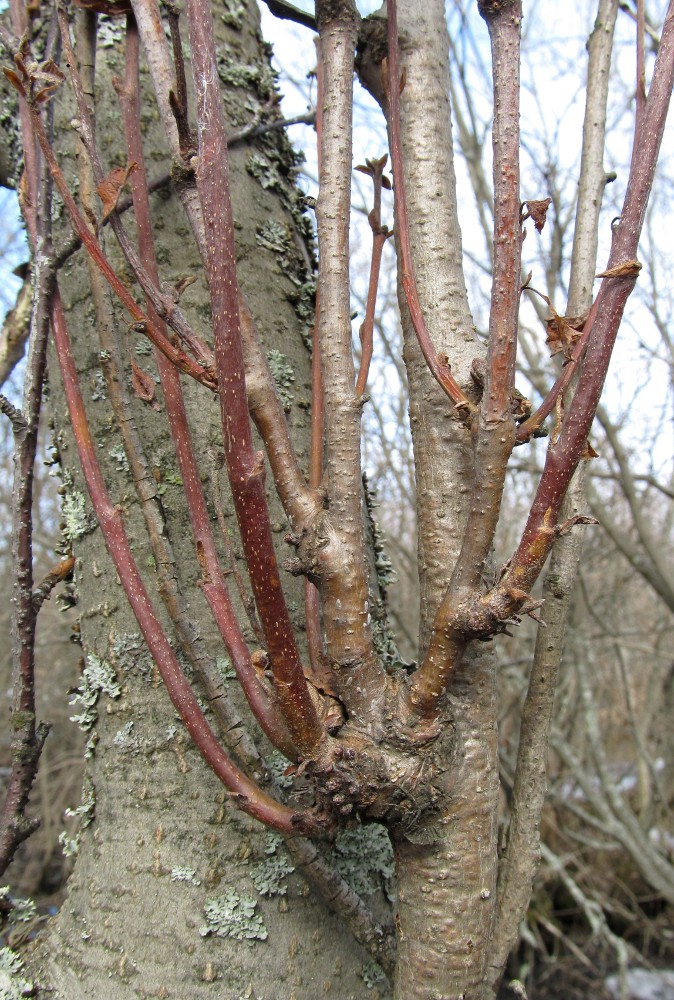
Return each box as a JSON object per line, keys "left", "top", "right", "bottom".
{"left": 22, "top": 3, "right": 384, "bottom": 997}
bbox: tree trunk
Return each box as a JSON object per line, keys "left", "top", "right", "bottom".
{"left": 358, "top": 1, "right": 501, "bottom": 995}
{"left": 25, "top": 2, "right": 386, "bottom": 996}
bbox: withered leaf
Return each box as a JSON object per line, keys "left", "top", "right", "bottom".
{"left": 545, "top": 306, "right": 587, "bottom": 360}
{"left": 580, "top": 439, "right": 599, "bottom": 460}
{"left": 97, "top": 162, "right": 137, "bottom": 222}
{"left": 3, "top": 67, "right": 26, "bottom": 97}
{"left": 524, "top": 197, "right": 552, "bottom": 233}
{"left": 596, "top": 260, "right": 642, "bottom": 279}
{"left": 131, "top": 359, "right": 158, "bottom": 408}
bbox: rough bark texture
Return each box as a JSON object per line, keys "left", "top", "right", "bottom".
{"left": 23, "top": 3, "right": 385, "bottom": 997}
{"left": 366, "top": 2, "right": 500, "bottom": 996}
{"left": 385, "top": 0, "right": 479, "bottom": 650}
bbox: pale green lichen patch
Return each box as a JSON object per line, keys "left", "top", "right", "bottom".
{"left": 249, "top": 834, "right": 294, "bottom": 897}
{"left": 61, "top": 492, "right": 93, "bottom": 542}
{"left": 110, "top": 632, "right": 153, "bottom": 681}
{"left": 331, "top": 824, "right": 395, "bottom": 899}
{"left": 171, "top": 867, "right": 202, "bottom": 887}
{"left": 108, "top": 443, "right": 129, "bottom": 472}
{"left": 266, "top": 349, "right": 294, "bottom": 412}
{"left": 216, "top": 655, "right": 237, "bottom": 681}
{"left": 220, "top": 0, "right": 245, "bottom": 29}
{"left": 90, "top": 370, "right": 107, "bottom": 402}
{"left": 112, "top": 721, "right": 144, "bottom": 755}
{"left": 69, "top": 653, "right": 121, "bottom": 732}
{"left": 0, "top": 946, "right": 34, "bottom": 999}
{"left": 361, "top": 960, "right": 386, "bottom": 990}
{"left": 0, "top": 888, "right": 36, "bottom": 927}
{"left": 60, "top": 776, "right": 95, "bottom": 859}
{"left": 264, "top": 750, "right": 294, "bottom": 790}
{"left": 200, "top": 890, "right": 267, "bottom": 941}
{"left": 255, "top": 220, "right": 289, "bottom": 255}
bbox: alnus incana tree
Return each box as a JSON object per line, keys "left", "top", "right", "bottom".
{"left": 1, "top": 0, "right": 673, "bottom": 997}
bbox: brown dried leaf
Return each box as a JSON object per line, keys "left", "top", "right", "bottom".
{"left": 131, "top": 359, "right": 157, "bottom": 407}
{"left": 545, "top": 307, "right": 586, "bottom": 360}
{"left": 97, "top": 162, "right": 137, "bottom": 222}
{"left": 596, "top": 260, "right": 642, "bottom": 279}
{"left": 580, "top": 439, "right": 599, "bottom": 460}
{"left": 34, "top": 59, "right": 65, "bottom": 88}
{"left": 524, "top": 197, "right": 552, "bottom": 233}
{"left": 3, "top": 67, "right": 26, "bottom": 97}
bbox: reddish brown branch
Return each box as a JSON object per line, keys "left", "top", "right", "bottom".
{"left": 49, "top": 285, "right": 324, "bottom": 835}
{"left": 23, "top": 93, "right": 216, "bottom": 389}
{"left": 477, "top": 0, "right": 523, "bottom": 425}
{"left": 386, "top": 0, "right": 471, "bottom": 417}
{"left": 53, "top": 5, "right": 215, "bottom": 374}
{"left": 185, "top": 0, "right": 327, "bottom": 759}
{"left": 111, "top": 13, "right": 297, "bottom": 759}
{"left": 636, "top": 0, "right": 647, "bottom": 139}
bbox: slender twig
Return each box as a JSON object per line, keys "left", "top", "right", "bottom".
{"left": 355, "top": 155, "right": 391, "bottom": 397}
{"left": 31, "top": 555, "right": 75, "bottom": 612}
{"left": 285, "top": 836, "right": 396, "bottom": 977}
{"left": 116, "top": 12, "right": 297, "bottom": 759}
{"left": 17, "top": 86, "right": 216, "bottom": 388}
{"left": 228, "top": 109, "right": 317, "bottom": 147}
{"left": 636, "top": 0, "right": 647, "bottom": 140}
{"left": 259, "top": 0, "right": 317, "bottom": 31}
{"left": 164, "top": 0, "right": 196, "bottom": 161}
{"left": 0, "top": 36, "right": 55, "bottom": 871}
{"left": 386, "top": 0, "right": 472, "bottom": 417}
{"left": 49, "top": 284, "right": 324, "bottom": 835}
{"left": 54, "top": 2, "right": 215, "bottom": 373}
{"left": 185, "top": 0, "right": 328, "bottom": 759}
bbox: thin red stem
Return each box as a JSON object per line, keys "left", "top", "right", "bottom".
{"left": 50, "top": 286, "right": 322, "bottom": 836}
{"left": 117, "top": 14, "right": 297, "bottom": 759}
{"left": 185, "top": 0, "right": 327, "bottom": 759}
{"left": 26, "top": 99, "right": 216, "bottom": 390}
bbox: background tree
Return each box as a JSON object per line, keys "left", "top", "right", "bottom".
{"left": 0, "top": 1, "right": 673, "bottom": 999}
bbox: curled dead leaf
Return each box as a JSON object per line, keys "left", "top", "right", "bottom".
{"left": 580, "top": 439, "right": 599, "bottom": 460}
{"left": 596, "top": 260, "right": 642, "bottom": 279}
{"left": 97, "top": 162, "right": 137, "bottom": 222}
{"left": 545, "top": 306, "right": 588, "bottom": 360}
{"left": 523, "top": 197, "right": 552, "bottom": 233}
{"left": 131, "top": 359, "right": 159, "bottom": 409}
